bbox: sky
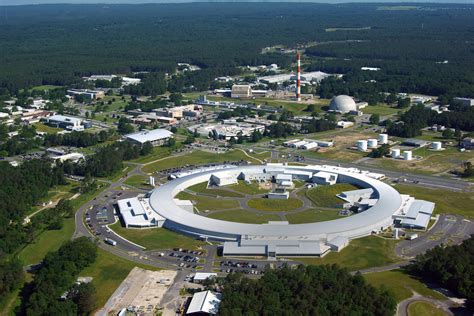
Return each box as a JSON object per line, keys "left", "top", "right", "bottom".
{"left": 1, "top": 0, "right": 473, "bottom": 4}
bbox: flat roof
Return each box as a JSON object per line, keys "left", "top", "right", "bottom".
{"left": 48, "top": 114, "right": 81, "bottom": 123}
{"left": 125, "top": 129, "right": 173, "bottom": 144}
{"left": 149, "top": 165, "right": 403, "bottom": 240}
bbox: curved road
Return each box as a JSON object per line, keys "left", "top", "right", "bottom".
{"left": 72, "top": 154, "right": 474, "bottom": 276}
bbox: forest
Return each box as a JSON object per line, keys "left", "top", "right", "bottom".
{"left": 386, "top": 104, "right": 474, "bottom": 138}
{"left": 217, "top": 264, "right": 396, "bottom": 316}
{"left": 407, "top": 236, "right": 474, "bottom": 311}
{"left": 0, "top": 3, "right": 473, "bottom": 98}
{"left": 0, "top": 160, "right": 66, "bottom": 256}
{"left": 22, "top": 237, "right": 98, "bottom": 316}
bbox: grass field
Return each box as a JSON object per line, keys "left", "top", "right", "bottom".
{"left": 366, "top": 146, "right": 473, "bottom": 175}
{"left": 175, "top": 191, "right": 240, "bottom": 211}
{"left": 18, "top": 217, "right": 76, "bottom": 265}
{"left": 364, "top": 270, "right": 446, "bottom": 303}
{"left": 285, "top": 208, "right": 342, "bottom": 224}
{"left": 123, "top": 175, "right": 153, "bottom": 189}
{"left": 109, "top": 222, "right": 205, "bottom": 250}
{"left": 79, "top": 248, "right": 159, "bottom": 310}
{"left": 128, "top": 146, "right": 173, "bottom": 164}
{"left": 18, "top": 185, "right": 105, "bottom": 266}
{"left": 407, "top": 301, "right": 447, "bottom": 316}
{"left": 302, "top": 183, "right": 357, "bottom": 208}
{"left": 247, "top": 197, "right": 303, "bottom": 212}
{"left": 296, "top": 236, "right": 399, "bottom": 271}
{"left": 142, "top": 150, "right": 262, "bottom": 174}
{"left": 228, "top": 180, "right": 270, "bottom": 195}
{"left": 29, "top": 84, "right": 62, "bottom": 91}
{"left": 207, "top": 209, "right": 281, "bottom": 224}
{"left": 362, "top": 104, "right": 403, "bottom": 116}
{"left": 394, "top": 184, "right": 473, "bottom": 218}
{"left": 33, "top": 122, "right": 62, "bottom": 134}
{"left": 187, "top": 182, "right": 244, "bottom": 198}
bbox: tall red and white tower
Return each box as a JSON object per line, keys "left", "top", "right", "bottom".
{"left": 296, "top": 52, "right": 301, "bottom": 102}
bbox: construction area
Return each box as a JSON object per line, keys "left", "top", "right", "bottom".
{"left": 98, "top": 268, "right": 177, "bottom": 316}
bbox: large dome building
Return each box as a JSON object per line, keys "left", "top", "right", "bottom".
{"left": 329, "top": 95, "right": 357, "bottom": 113}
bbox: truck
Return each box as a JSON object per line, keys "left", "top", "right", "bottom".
{"left": 104, "top": 238, "right": 117, "bottom": 246}
{"left": 407, "top": 233, "right": 418, "bottom": 240}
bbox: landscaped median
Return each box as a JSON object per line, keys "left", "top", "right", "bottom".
{"left": 247, "top": 197, "right": 303, "bottom": 212}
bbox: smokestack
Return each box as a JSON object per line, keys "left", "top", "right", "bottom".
{"left": 296, "top": 52, "right": 301, "bottom": 102}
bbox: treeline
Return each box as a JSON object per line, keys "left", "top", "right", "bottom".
{"left": 407, "top": 236, "right": 474, "bottom": 311}
{"left": 218, "top": 265, "right": 396, "bottom": 315}
{"left": 0, "top": 160, "right": 65, "bottom": 256}
{"left": 43, "top": 130, "right": 114, "bottom": 148}
{"left": 61, "top": 141, "right": 153, "bottom": 177}
{"left": 2, "top": 3, "right": 473, "bottom": 95}
{"left": 23, "top": 237, "right": 98, "bottom": 316}
{"left": 387, "top": 104, "right": 474, "bottom": 138}
{"left": 0, "top": 260, "right": 24, "bottom": 301}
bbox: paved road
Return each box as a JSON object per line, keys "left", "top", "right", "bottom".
{"left": 395, "top": 215, "right": 474, "bottom": 259}
{"left": 397, "top": 295, "right": 456, "bottom": 316}
{"left": 263, "top": 148, "right": 473, "bottom": 192}
{"left": 69, "top": 151, "right": 474, "bottom": 289}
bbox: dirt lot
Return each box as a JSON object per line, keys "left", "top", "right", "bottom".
{"left": 98, "top": 268, "right": 177, "bottom": 316}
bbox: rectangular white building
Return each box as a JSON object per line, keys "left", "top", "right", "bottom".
{"left": 312, "top": 171, "right": 338, "bottom": 185}
{"left": 117, "top": 197, "right": 166, "bottom": 228}
{"left": 124, "top": 129, "right": 173, "bottom": 146}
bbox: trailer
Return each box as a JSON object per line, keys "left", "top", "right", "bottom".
{"left": 105, "top": 238, "right": 117, "bottom": 246}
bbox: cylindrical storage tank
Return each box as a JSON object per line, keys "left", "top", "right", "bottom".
{"left": 378, "top": 133, "right": 388, "bottom": 144}
{"left": 432, "top": 142, "right": 442, "bottom": 150}
{"left": 368, "top": 139, "right": 378, "bottom": 148}
{"left": 391, "top": 148, "right": 400, "bottom": 158}
{"left": 357, "top": 140, "right": 368, "bottom": 152}
{"left": 403, "top": 151, "right": 413, "bottom": 161}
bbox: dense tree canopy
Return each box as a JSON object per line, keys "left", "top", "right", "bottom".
{"left": 408, "top": 236, "right": 474, "bottom": 311}
{"left": 218, "top": 265, "right": 396, "bottom": 316}
{"left": 24, "top": 237, "right": 98, "bottom": 316}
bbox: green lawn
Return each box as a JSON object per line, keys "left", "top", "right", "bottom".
{"left": 362, "top": 104, "right": 403, "bottom": 116}
{"left": 286, "top": 208, "right": 342, "bottom": 224}
{"left": 109, "top": 222, "right": 205, "bottom": 250}
{"left": 247, "top": 197, "right": 303, "bottom": 212}
{"left": 29, "top": 84, "right": 62, "bottom": 91}
{"left": 79, "top": 248, "right": 159, "bottom": 310}
{"left": 296, "top": 236, "right": 399, "bottom": 271}
{"left": 175, "top": 191, "right": 240, "bottom": 210}
{"left": 207, "top": 209, "right": 281, "bottom": 224}
{"left": 367, "top": 146, "right": 473, "bottom": 175}
{"left": 187, "top": 182, "right": 244, "bottom": 198}
{"left": 142, "top": 150, "right": 262, "bottom": 174}
{"left": 18, "top": 185, "right": 105, "bottom": 266}
{"left": 127, "top": 146, "right": 173, "bottom": 164}
{"left": 18, "top": 217, "right": 76, "bottom": 265}
{"left": 394, "top": 184, "right": 474, "bottom": 218}
{"left": 228, "top": 180, "right": 270, "bottom": 195}
{"left": 301, "top": 183, "right": 358, "bottom": 208}
{"left": 33, "top": 123, "right": 62, "bottom": 134}
{"left": 364, "top": 270, "right": 446, "bottom": 303}
{"left": 123, "top": 175, "right": 153, "bottom": 189}
{"left": 407, "top": 301, "right": 447, "bottom": 316}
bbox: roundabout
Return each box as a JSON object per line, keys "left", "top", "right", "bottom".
{"left": 146, "top": 163, "right": 434, "bottom": 257}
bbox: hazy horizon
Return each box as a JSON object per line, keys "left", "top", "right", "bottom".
{"left": 1, "top": 0, "right": 473, "bottom": 5}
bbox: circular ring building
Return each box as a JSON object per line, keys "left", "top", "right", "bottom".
{"left": 148, "top": 164, "right": 434, "bottom": 257}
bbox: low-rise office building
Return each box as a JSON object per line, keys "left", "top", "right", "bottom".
{"left": 124, "top": 129, "right": 173, "bottom": 146}
{"left": 44, "top": 114, "right": 84, "bottom": 131}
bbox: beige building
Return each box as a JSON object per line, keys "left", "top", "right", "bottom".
{"left": 231, "top": 85, "right": 252, "bottom": 98}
